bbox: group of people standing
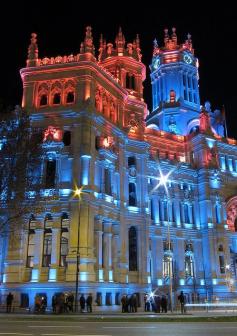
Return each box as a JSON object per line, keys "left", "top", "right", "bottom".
{"left": 52, "top": 293, "right": 74, "bottom": 314}
{"left": 121, "top": 294, "right": 138, "bottom": 313}
{"left": 144, "top": 294, "right": 169, "bottom": 313}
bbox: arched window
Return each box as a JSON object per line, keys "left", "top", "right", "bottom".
{"left": 129, "top": 183, "right": 137, "bottom": 206}
{"left": 185, "top": 254, "right": 194, "bottom": 277}
{"left": 42, "top": 229, "right": 52, "bottom": 267}
{"left": 60, "top": 229, "right": 69, "bottom": 267}
{"left": 63, "top": 131, "right": 71, "bottom": 146}
{"left": 129, "top": 226, "right": 138, "bottom": 271}
{"left": 40, "top": 94, "right": 48, "bottom": 106}
{"left": 66, "top": 91, "right": 75, "bottom": 104}
{"left": 53, "top": 93, "right": 61, "bottom": 105}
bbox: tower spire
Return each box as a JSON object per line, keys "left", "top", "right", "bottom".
{"left": 115, "top": 27, "right": 125, "bottom": 54}
{"left": 153, "top": 38, "right": 159, "bottom": 56}
{"left": 27, "top": 33, "right": 38, "bottom": 67}
{"left": 84, "top": 26, "right": 95, "bottom": 54}
{"left": 164, "top": 28, "right": 169, "bottom": 47}
{"left": 171, "top": 27, "right": 177, "bottom": 46}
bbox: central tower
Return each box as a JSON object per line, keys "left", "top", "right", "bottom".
{"left": 147, "top": 28, "right": 200, "bottom": 135}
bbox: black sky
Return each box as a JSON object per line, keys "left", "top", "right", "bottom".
{"left": 1, "top": 3, "right": 236, "bottom": 137}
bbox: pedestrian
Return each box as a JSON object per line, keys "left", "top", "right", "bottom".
{"left": 161, "top": 295, "right": 167, "bottom": 313}
{"left": 86, "top": 293, "right": 93, "bottom": 313}
{"left": 79, "top": 294, "right": 85, "bottom": 313}
{"left": 178, "top": 291, "right": 186, "bottom": 314}
{"left": 121, "top": 295, "right": 126, "bottom": 313}
{"left": 52, "top": 295, "right": 56, "bottom": 313}
{"left": 155, "top": 295, "right": 161, "bottom": 313}
{"left": 6, "top": 292, "right": 14, "bottom": 313}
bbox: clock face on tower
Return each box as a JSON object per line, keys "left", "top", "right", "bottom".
{"left": 183, "top": 53, "right": 192, "bottom": 64}
{"left": 153, "top": 57, "right": 160, "bottom": 70}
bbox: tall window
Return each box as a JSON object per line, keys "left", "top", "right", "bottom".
{"left": 184, "top": 204, "right": 189, "bottom": 223}
{"left": 45, "top": 159, "right": 56, "bottom": 188}
{"left": 40, "top": 94, "right": 48, "bottom": 106}
{"left": 150, "top": 198, "right": 155, "bottom": 220}
{"left": 126, "top": 74, "right": 136, "bottom": 90}
{"left": 215, "top": 205, "right": 220, "bottom": 224}
{"left": 53, "top": 93, "right": 61, "bottom": 105}
{"left": 60, "top": 229, "right": 69, "bottom": 267}
{"left": 129, "top": 183, "right": 137, "bottom": 206}
{"left": 219, "top": 255, "right": 225, "bottom": 274}
{"left": 42, "top": 229, "right": 52, "bottom": 267}
{"left": 128, "top": 156, "right": 136, "bottom": 167}
{"left": 63, "top": 131, "right": 71, "bottom": 146}
{"left": 26, "top": 218, "right": 35, "bottom": 268}
{"left": 104, "top": 168, "right": 112, "bottom": 195}
{"left": 66, "top": 91, "right": 74, "bottom": 104}
{"left": 129, "top": 226, "right": 138, "bottom": 271}
{"left": 163, "top": 254, "right": 173, "bottom": 278}
{"left": 163, "top": 200, "right": 168, "bottom": 221}
{"left": 185, "top": 254, "right": 194, "bottom": 277}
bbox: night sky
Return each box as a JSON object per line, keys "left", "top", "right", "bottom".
{"left": 1, "top": 3, "right": 236, "bottom": 137}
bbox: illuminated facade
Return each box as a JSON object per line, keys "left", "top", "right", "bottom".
{"left": 1, "top": 27, "right": 237, "bottom": 309}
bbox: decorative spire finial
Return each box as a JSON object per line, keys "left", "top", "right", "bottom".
{"left": 171, "top": 27, "right": 177, "bottom": 45}
{"left": 135, "top": 34, "right": 140, "bottom": 49}
{"left": 153, "top": 38, "right": 159, "bottom": 56}
{"left": 84, "top": 26, "right": 95, "bottom": 55}
{"left": 115, "top": 26, "right": 125, "bottom": 53}
{"left": 27, "top": 33, "right": 38, "bottom": 67}
{"left": 164, "top": 28, "right": 169, "bottom": 46}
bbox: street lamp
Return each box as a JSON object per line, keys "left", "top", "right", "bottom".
{"left": 151, "top": 163, "right": 178, "bottom": 312}
{"left": 73, "top": 186, "right": 83, "bottom": 312}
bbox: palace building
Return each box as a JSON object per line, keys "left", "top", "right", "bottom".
{"left": 0, "top": 26, "right": 237, "bottom": 309}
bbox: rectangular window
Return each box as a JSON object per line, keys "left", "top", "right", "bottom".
{"left": 45, "top": 160, "right": 56, "bottom": 188}
{"left": 219, "top": 255, "right": 225, "bottom": 274}
{"left": 27, "top": 230, "right": 35, "bottom": 268}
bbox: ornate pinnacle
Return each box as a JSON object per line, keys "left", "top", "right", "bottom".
{"left": 153, "top": 38, "right": 159, "bottom": 56}
{"left": 84, "top": 26, "right": 95, "bottom": 55}
{"left": 27, "top": 33, "right": 38, "bottom": 66}
{"left": 171, "top": 27, "right": 177, "bottom": 43}
{"left": 164, "top": 28, "right": 169, "bottom": 45}
{"left": 135, "top": 34, "right": 140, "bottom": 49}
{"left": 115, "top": 26, "right": 125, "bottom": 51}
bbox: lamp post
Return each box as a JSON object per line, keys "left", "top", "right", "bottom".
{"left": 152, "top": 164, "right": 178, "bottom": 312}
{"left": 73, "top": 186, "right": 83, "bottom": 313}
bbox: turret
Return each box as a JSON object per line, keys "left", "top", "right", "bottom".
{"left": 98, "top": 28, "right": 145, "bottom": 100}
{"left": 147, "top": 28, "right": 200, "bottom": 135}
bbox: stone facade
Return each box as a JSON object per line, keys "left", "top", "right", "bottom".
{"left": 0, "top": 27, "right": 237, "bottom": 309}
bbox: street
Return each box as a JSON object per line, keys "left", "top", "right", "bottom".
{"left": 0, "top": 319, "right": 237, "bottom": 336}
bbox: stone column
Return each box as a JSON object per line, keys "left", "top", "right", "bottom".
{"left": 32, "top": 228, "right": 44, "bottom": 282}
{"left": 103, "top": 222, "right": 112, "bottom": 282}
{"left": 112, "top": 227, "right": 119, "bottom": 282}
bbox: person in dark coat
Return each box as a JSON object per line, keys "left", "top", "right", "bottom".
{"left": 79, "top": 294, "right": 85, "bottom": 313}
{"left": 86, "top": 294, "right": 93, "bottom": 313}
{"left": 155, "top": 295, "right": 161, "bottom": 313}
{"left": 121, "top": 295, "right": 126, "bottom": 313}
{"left": 6, "top": 292, "right": 14, "bottom": 313}
{"left": 161, "top": 295, "right": 167, "bottom": 313}
{"left": 178, "top": 291, "right": 186, "bottom": 314}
